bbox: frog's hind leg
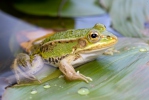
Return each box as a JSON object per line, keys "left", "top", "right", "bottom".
{"left": 59, "top": 55, "right": 92, "bottom": 83}
{"left": 12, "top": 59, "right": 36, "bottom": 84}
{"left": 11, "top": 53, "right": 44, "bottom": 84}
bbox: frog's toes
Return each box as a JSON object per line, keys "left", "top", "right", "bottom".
{"left": 85, "top": 76, "right": 93, "bottom": 82}
{"left": 103, "top": 51, "right": 114, "bottom": 55}
{"left": 11, "top": 53, "right": 44, "bottom": 84}
{"left": 76, "top": 71, "right": 92, "bottom": 83}
{"left": 103, "top": 48, "right": 119, "bottom": 55}
{"left": 113, "top": 49, "right": 120, "bottom": 53}
{"left": 36, "top": 79, "right": 42, "bottom": 83}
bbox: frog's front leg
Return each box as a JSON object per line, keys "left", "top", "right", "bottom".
{"left": 103, "top": 47, "right": 119, "bottom": 55}
{"left": 59, "top": 55, "right": 92, "bottom": 83}
{"left": 11, "top": 53, "right": 44, "bottom": 84}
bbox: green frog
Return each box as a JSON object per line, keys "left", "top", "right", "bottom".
{"left": 11, "top": 23, "right": 118, "bottom": 84}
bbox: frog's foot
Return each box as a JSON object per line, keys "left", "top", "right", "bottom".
{"left": 59, "top": 55, "right": 92, "bottom": 83}
{"left": 76, "top": 71, "right": 92, "bottom": 82}
{"left": 11, "top": 53, "right": 44, "bottom": 84}
{"left": 103, "top": 47, "right": 119, "bottom": 55}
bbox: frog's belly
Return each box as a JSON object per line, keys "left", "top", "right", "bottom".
{"left": 72, "top": 49, "right": 106, "bottom": 67}
{"left": 45, "top": 48, "right": 110, "bottom": 68}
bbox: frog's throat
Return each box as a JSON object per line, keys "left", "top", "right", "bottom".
{"left": 78, "top": 45, "right": 114, "bottom": 54}
{"left": 76, "top": 38, "right": 118, "bottom": 54}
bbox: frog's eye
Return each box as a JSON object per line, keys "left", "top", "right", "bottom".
{"left": 88, "top": 31, "right": 100, "bottom": 43}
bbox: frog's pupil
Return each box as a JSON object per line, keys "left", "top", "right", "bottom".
{"left": 91, "top": 33, "right": 97, "bottom": 38}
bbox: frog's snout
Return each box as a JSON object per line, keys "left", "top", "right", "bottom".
{"left": 102, "top": 31, "right": 117, "bottom": 39}
{"left": 109, "top": 34, "right": 117, "bottom": 40}
{"left": 103, "top": 34, "right": 117, "bottom": 40}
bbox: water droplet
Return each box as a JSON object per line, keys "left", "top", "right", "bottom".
{"left": 58, "top": 75, "right": 64, "bottom": 78}
{"left": 139, "top": 48, "right": 147, "bottom": 52}
{"left": 58, "top": 85, "right": 64, "bottom": 88}
{"left": 29, "top": 96, "right": 32, "bottom": 99}
{"left": 43, "top": 84, "right": 51, "bottom": 89}
{"left": 77, "top": 87, "right": 90, "bottom": 95}
{"left": 30, "top": 89, "right": 37, "bottom": 94}
{"left": 132, "top": 47, "right": 136, "bottom": 49}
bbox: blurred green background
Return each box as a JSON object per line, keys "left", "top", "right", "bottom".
{"left": 0, "top": 0, "right": 149, "bottom": 100}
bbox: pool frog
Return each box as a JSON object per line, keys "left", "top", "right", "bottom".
{"left": 11, "top": 23, "right": 118, "bottom": 84}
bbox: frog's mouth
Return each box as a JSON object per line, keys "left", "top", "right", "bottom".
{"left": 79, "top": 36, "right": 118, "bottom": 54}
{"left": 72, "top": 32, "right": 118, "bottom": 67}
{"left": 80, "top": 45, "right": 114, "bottom": 54}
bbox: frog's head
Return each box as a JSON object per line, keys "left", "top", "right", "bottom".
{"left": 75, "top": 23, "right": 118, "bottom": 53}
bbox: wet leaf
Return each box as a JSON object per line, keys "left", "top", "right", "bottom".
{"left": 13, "top": 0, "right": 105, "bottom": 17}
{"left": 2, "top": 37, "right": 149, "bottom": 100}
{"left": 109, "top": 0, "right": 149, "bottom": 38}
{"left": 99, "top": 0, "right": 114, "bottom": 11}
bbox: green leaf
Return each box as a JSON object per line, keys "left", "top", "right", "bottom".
{"left": 13, "top": 0, "right": 105, "bottom": 17}
{"left": 2, "top": 37, "right": 149, "bottom": 100}
{"left": 99, "top": 0, "right": 115, "bottom": 11}
{"left": 109, "top": 0, "right": 149, "bottom": 38}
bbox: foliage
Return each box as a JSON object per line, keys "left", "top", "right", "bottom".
{"left": 13, "top": 0, "right": 105, "bottom": 17}
{"left": 2, "top": 0, "right": 149, "bottom": 100}
{"left": 3, "top": 38, "right": 149, "bottom": 100}
{"left": 100, "top": 0, "right": 149, "bottom": 38}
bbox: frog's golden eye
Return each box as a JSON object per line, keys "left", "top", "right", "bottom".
{"left": 88, "top": 31, "right": 100, "bottom": 43}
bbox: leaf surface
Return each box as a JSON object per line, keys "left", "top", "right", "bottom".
{"left": 2, "top": 38, "right": 149, "bottom": 100}
{"left": 14, "top": 0, "right": 105, "bottom": 17}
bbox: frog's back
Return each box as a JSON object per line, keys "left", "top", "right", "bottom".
{"left": 42, "top": 28, "right": 91, "bottom": 44}
{"left": 38, "top": 28, "right": 91, "bottom": 66}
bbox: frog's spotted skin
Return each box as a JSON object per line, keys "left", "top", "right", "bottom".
{"left": 11, "top": 23, "right": 118, "bottom": 84}
{"left": 44, "top": 55, "right": 68, "bottom": 67}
